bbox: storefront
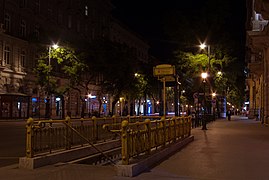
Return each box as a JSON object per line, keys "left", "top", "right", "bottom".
{"left": 0, "top": 93, "right": 30, "bottom": 119}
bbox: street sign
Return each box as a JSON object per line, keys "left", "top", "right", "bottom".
{"left": 160, "top": 76, "right": 175, "bottom": 82}
{"left": 153, "top": 64, "right": 175, "bottom": 77}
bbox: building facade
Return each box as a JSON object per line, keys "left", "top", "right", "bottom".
{"left": 0, "top": 0, "right": 149, "bottom": 119}
{"left": 246, "top": 0, "right": 269, "bottom": 124}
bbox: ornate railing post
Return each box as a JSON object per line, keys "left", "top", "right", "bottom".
{"left": 65, "top": 116, "right": 71, "bottom": 150}
{"left": 121, "top": 120, "right": 129, "bottom": 165}
{"left": 160, "top": 116, "right": 166, "bottom": 146}
{"left": 188, "top": 116, "right": 192, "bottom": 136}
{"left": 180, "top": 117, "right": 184, "bottom": 139}
{"left": 112, "top": 115, "right": 117, "bottom": 124}
{"left": 92, "top": 116, "right": 97, "bottom": 142}
{"left": 145, "top": 119, "right": 151, "bottom": 155}
{"left": 171, "top": 117, "right": 176, "bottom": 142}
{"left": 26, "top": 117, "right": 34, "bottom": 158}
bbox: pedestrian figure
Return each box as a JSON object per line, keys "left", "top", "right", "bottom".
{"left": 227, "top": 110, "right": 231, "bottom": 121}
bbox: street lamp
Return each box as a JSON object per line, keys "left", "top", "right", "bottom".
{"left": 46, "top": 43, "right": 59, "bottom": 119}
{"left": 201, "top": 72, "right": 208, "bottom": 130}
{"left": 200, "top": 43, "right": 213, "bottom": 116}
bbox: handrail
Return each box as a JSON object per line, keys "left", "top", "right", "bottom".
{"left": 62, "top": 120, "right": 116, "bottom": 165}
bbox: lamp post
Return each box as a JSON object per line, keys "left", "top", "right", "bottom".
{"left": 46, "top": 44, "right": 59, "bottom": 119}
{"left": 200, "top": 43, "right": 212, "bottom": 115}
{"left": 201, "top": 72, "right": 208, "bottom": 130}
{"left": 212, "top": 92, "right": 216, "bottom": 120}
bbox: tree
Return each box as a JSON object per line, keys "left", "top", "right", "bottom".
{"left": 161, "top": 0, "right": 246, "bottom": 109}
{"left": 85, "top": 39, "right": 141, "bottom": 115}
{"left": 34, "top": 46, "right": 88, "bottom": 118}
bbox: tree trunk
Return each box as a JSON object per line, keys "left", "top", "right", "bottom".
{"left": 112, "top": 99, "right": 117, "bottom": 116}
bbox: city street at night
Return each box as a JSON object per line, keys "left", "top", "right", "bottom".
{"left": 1, "top": 0, "right": 269, "bottom": 179}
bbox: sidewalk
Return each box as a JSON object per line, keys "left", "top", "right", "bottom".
{"left": 1, "top": 116, "right": 269, "bottom": 180}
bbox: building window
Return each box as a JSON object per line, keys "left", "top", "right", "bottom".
{"left": 20, "top": 50, "right": 26, "bottom": 67}
{"left": 68, "top": 15, "right": 72, "bottom": 29}
{"left": 34, "top": 0, "right": 40, "bottom": 14}
{"left": 92, "top": 28, "right": 95, "bottom": 40}
{"left": 58, "top": 11, "right": 63, "bottom": 25}
{"left": 20, "top": 20, "right": 26, "bottom": 37}
{"left": 85, "top": 5, "right": 88, "bottom": 16}
{"left": 4, "top": 14, "right": 11, "bottom": 32}
{"left": 20, "top": 0, "right": 27, "bottom": 8}
{"left": 77, "top": 20, "right": 80, "bottom": 32}
{"left": 4, "top": 45, "right": 11, "bottom": 65}
{"left": 85, "top": 24, "right": 88, "bottom": 33}
{"left": 34, "top": 25, "right": 39, "bottom": 40}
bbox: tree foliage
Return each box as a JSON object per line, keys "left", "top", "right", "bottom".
{"left": 161, "top": 0, "right": 246, "bottom": 108}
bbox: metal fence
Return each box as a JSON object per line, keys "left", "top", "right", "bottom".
{"left": 25, "top": 115, "right": 165, "bottom": 158}
{"left": 105, "top": 116, "right": 192, "bottom": 165}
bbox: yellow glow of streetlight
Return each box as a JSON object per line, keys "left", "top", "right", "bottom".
{"left": 217, "top": 71, "right": 222, "bottom": 75}
{"left": 52, "top": 44, "right": 59, "bottom": 49}
{"left": 212, "top": 92, "right": 216, "bottom": 97}
{"left": 201, "top": 72, "right": 208, "bottom": 79}
{"left": 199, "top": 43, "right": 206, "bottom": 49}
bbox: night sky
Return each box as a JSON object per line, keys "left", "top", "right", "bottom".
{"left": 111, "top": 0, "right": 246, "bottom": 62}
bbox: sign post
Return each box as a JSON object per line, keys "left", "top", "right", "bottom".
{"left": 153, "top": 64, "right": 175, "bottom": 117}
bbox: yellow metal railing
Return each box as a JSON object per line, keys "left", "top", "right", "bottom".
{"left": 25, "top": 116, "right": 119, "bottom": 158}
{"left": 25, "top": 115, "right": 167, "bottom": 158}
{"left": 106, "top": 116, "right": 192, "bottom": 165}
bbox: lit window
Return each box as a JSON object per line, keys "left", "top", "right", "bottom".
{"left": 85, "top": 6, "right": 88, "bottom": 16}
{"left": 4, "top": 14, "right": 10, "bottom": 32}
{"left": 4, "top": 45, "right": 11, "bottom": 65}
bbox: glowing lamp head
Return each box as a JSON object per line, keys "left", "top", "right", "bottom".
{"left": 200, "top": 43, "right": 206, "bottom": 49}
{"left": 52, "top": 44, "right": 59, "bottom": 49}
{"left": 201, "top": 72, "right": 208, "bottom": 79}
